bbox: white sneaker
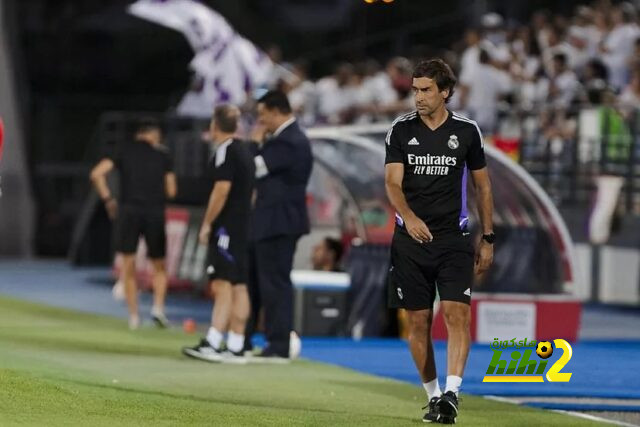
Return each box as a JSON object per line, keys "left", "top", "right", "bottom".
{"left": 128, "top": 315, "right": 140, "bottom": 330}
{"left": 290, "top": 331, "right": 302, "bottom": 359}
{"left": 112, "top": 279, "right": 125, "bottom": 301}
{"left": 221, "top": 350, "right": 248, "bottom": 365}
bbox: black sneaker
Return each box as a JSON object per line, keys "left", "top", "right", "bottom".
{"left": 436, "top": 391, "right": 459, "bottom": 424}
{"left": 248, "top": 347, "right": 290, "bottom": 364}
{"left": 182, "top": 339, "right": 223, "bottom": 362}
{"left": 422, "top": 396, "right": 440, "bottom": 423}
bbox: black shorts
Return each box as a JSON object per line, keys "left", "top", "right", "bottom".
{"left": 206, "top": 225, "right": 248, "bottom": 284}
{"left": 115, "top": 206, "right": 166, "bottom": 258}
{"left": 387, "top": 228, "right": 474, "bottom": 310}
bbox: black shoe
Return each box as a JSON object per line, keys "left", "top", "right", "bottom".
{"left": 248, "top": 347, "right": 290, "bottom": 364}
{"left": 436, "top": 391, "right": 459, "bottom": 424}
{"left": 422, "top": 396, "right": 440, "bottom": 423}
{"left": 182, "top": 339, "right": 223, "bottom": 362}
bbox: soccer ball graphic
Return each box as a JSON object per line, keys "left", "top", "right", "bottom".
{"left": 536, "top": 341, "right": 553, "bottom": 359}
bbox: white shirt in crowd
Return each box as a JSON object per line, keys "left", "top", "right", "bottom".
{"left": 552, "top": 69, "right": 580, "bottom": 108}
{"left": 288, "top": 80, "right": 317, "bottom": 126}
{"left": 316, "top": 77, "right": 353, "bottom": 124}
{"left": 460, "top": 62, "right": 511, "bottom": 133}
{"left": 603, "top": 23, "right": 640, "bottom": 90}
{"left": 619, "top": 86, "right": 640, "bottom": 110}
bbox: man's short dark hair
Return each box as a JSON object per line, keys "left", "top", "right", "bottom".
{"left": 257, "top": 90, "right": 292, "bottom": 114}
{"left": 553, "top": 53, "right": 568, "bottom": 68}
{"left": 325, "top": 237, "right": 344, "bottom": 265}
{"left": 587, "top": 58, "right": 608, "bottom": 80}
{"left": 136, "top": 117, "right": 161, "bottom": 134}
{"left": 479, "top": 49, "right": 491, "bottom": 64}
{"left": 412, "top": 59, "right": 457, "bottom": 103}
{"left": 213, "top": 104, "right": 239, "bottom": 133}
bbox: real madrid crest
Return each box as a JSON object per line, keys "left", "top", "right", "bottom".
{"left": 447, "top": 134, "right": 459, "bottom": 150}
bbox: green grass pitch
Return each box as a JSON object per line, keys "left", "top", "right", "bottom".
{"left": 0, "top": 296, "right": 599, "bottom": 426}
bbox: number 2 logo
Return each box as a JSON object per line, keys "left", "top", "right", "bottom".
{"left": 546, "top": 339, "right": 573, "bottom": 382}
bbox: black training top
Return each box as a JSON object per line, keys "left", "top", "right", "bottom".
{"left": 111, "top": 139, "right": 173, "bottom": 208}
{"left": 384, "top": 110, "right": 487, "bottom": 238}
{"left": 208, "top": 138, "right": 256, "bottom": 233}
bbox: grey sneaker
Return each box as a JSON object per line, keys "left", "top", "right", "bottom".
{"left": 151, "top": 310, "right": 170, "bottom": 328}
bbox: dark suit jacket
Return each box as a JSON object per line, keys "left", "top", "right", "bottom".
{"left": 253, "top": 120, "right": 313, "bottom": 241}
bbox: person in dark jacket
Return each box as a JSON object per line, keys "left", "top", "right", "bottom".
{"left": 246, "top": 90, "right": 313, "bottom": 361}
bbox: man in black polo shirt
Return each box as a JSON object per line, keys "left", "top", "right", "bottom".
{"left": 246, "top": 90, "right": 313, "bottom": 361}
{"left": 182, "top": 104, "right": 255, "bottom": 363}
{"left": 90, "top": 119, "right": 176, "bottom": 330}
{"left": 385, "top": 59, "right": 494, "bottom": 423}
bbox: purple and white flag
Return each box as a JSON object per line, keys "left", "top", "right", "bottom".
{"left": 128, "top": 0, "right": 273, "bottom": 116}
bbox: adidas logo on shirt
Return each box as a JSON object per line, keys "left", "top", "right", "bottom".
{"left": 464, "top": 288, "right": 471, "bottom": 297}
{"left": 408, "top": 137, "right": 420, "bottom": 145}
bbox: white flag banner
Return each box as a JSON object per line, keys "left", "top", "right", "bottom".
{"left": 127, "top": 0, "right": 273, "bottom": 116}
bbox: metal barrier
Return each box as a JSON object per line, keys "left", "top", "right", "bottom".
{"left": 505, "top": 106, "right": 640, "bottom": 213}
{"left": 42, "top": 106, "right": 640, "bottom": 258}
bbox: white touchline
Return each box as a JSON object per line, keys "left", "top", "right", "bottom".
{"left": 551, "top": 410, "right": 638, "bottom": 427}
{"left": 483, "top": 396, "right": 637, "bottom": 427}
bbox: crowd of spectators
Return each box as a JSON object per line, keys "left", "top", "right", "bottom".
{"left": 271, "top": 1, "right": 640, "bottom": 138}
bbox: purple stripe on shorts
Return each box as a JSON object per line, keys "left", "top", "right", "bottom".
{"left": 459, "top": 166, "right": 469, "bottom": 230}
{"left": 215, "top": 227, "right": 235, "bottom": 263}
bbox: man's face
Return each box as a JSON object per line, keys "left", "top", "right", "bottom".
{"left": 257, "top": 103, "right": 278, "bottom": 133}
{"left": 413, "top": 77, "right": 447, "bottom": 116}
{"left": 311, "top": 241, "right": 330, "bottom": 270}
{"left": 137, "top": 128, "right": 161, "bottom": 145}
{"left": 465, "top": 30, "right": 479, "bottom": 47}
{"left": 611, "top": 9, "right": 623, "bottom": 25}
{"left": 553, "top": 59, "right": 564, "bottom": 75}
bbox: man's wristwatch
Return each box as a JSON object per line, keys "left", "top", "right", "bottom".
{"left": 481, "top": 233, "right": 496, "bottom": 244}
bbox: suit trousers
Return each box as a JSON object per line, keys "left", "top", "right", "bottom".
{"left": 244, "top": 234, "right": 298, "bottom": 356}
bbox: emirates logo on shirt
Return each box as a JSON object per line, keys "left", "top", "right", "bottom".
{"left": 407, "top": 153, "right": 457, "bottom": 176}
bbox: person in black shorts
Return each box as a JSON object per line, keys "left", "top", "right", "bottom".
{"left": 384, "top": 59, "right": 495, "bottom": 423}
{"left": 90, "top": 118, "right": 177, "bottom": 329}
{"left": 182, "top": 104, "right": 255, "bottom": 364}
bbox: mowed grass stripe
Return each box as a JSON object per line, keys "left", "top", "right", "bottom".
{"left": 0, "top": 295, "right": 599, "bottom": 426}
